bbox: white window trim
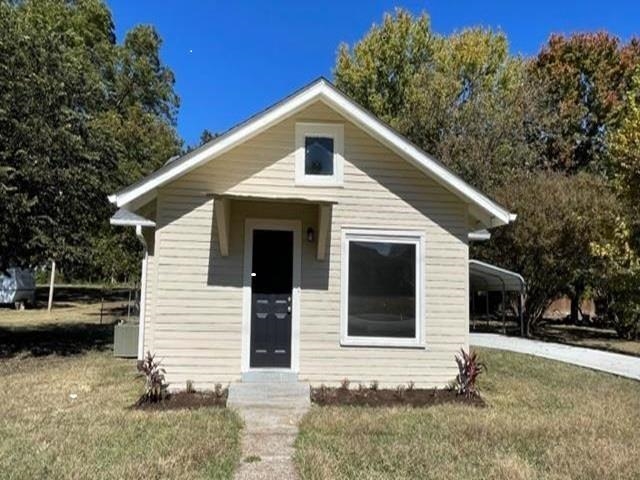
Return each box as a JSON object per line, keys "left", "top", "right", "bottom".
{"left": 295, "top": 122, "right": 344, "bottom": 186}
{"left": 340, "top": 228, "right": 425, "bottom": 348}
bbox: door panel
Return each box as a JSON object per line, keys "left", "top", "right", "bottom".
{"left": 250, "top": 229, "right": 293, "bottom": 368}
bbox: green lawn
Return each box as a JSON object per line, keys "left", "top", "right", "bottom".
{"left": 0, "top": 302, "right": 242, "bottom": 480}
{"left": 295, "top": 348, "right": 640, "bottom": 480}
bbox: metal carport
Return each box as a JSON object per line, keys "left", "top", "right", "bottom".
{"left": 469, "top": 259, "right": 526, "bottom": 336}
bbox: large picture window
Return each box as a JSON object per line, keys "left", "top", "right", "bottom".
{"left": 341, "top": 229, "right": 424, "bottom": 347}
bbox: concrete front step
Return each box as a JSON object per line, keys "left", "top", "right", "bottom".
{"left": 241, "top": 370, "right": 299, "bottom": 383}
{"left": 228, "top": 382, "right": 311, "bottom": 410}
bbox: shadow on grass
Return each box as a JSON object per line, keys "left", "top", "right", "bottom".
{"left": 34, "top": 286, "right": 131, "bottom": 305}
{"left": 536, "top": 322, "right": 618, "bottom": 342}
{"left": 0, "top": 322, "right": 114, "bottom": 358}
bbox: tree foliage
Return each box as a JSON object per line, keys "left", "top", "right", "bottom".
{"left": 591, "top": 219, "right": 640, "bottom": 339}
{"left": 528, "top": 33, "right": 640, "bottom": 174}
{"left": 478, "top": 172, "right": 620, "bottom": 330}
{"left": 335, "top": 10, "right": 538, "bottom": 194}
{"left": 608, "top": 67, "right": 640, "bottom": 223}
{"left": 0, "top": 0, "right": 180, "bottom": 281}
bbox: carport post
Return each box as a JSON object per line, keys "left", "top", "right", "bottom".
{"left": 471, "top": 292, "right": 476, "bottom": 331}
{"left": 519, "top": 293, "right": 525, "bottom": 337}
{"left": 485, "top": 291, "right": 489, "bottom": 326}
{"left": 502, "top": 284, "right": 506, "bottom": 335}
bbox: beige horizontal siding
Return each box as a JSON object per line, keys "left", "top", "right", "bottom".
{"left": 148, "top": 100, "right": 469, "bottom": 390}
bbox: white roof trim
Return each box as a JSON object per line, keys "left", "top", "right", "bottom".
{"left": 109, "top": 78, "right": 514, "bottom": 226}
{"left": 468, "top": 229, "right": 491, "bottom": 241}
{"left": 110, "top": 208, "right": 155, "bottom": 228}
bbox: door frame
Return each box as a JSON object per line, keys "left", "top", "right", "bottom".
{"left": 241, "top": 218, "right": 302, "bottom": 373}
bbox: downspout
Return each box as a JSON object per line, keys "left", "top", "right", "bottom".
{"left": 135, "top": 225, "right": 148, "bottom": 361}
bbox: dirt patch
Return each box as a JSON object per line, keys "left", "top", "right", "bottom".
{"left": 311, "top": 386, "right": 484, "bottom": 408}
{"left": 134, "top": 391, "right": 228, "bottom": 411}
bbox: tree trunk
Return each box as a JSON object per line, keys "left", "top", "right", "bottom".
{"left": 570, "top": 296, "right": 580, "bottom": 323}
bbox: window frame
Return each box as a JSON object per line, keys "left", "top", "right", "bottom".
{"left": 295, "top": 122, "right": 344, "bottom": 186}
{"left": 340, "top": 228, "right": 425, "bottom": 348}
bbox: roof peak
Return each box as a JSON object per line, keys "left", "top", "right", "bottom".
{"left": 109, "top": 77, "right": 514, "bottom": 228}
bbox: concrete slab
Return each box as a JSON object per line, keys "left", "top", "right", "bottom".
{"left": 470, "top": 333, "right": 640, "bottom": 381}
{"left": 231, "top": 383, "right": 310, "bottom": 480}
{"left": 235, "top": 456, "right": 298, "bottom": 480}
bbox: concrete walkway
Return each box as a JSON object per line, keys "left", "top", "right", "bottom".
{"left": 229, "top": 380, "right": 310, "bottom": 480}
{"left": 470, "top": 333, "right": 640, "bottom": 381}
{"left": 233, "top": 406, "right": 307, "bottom": 480}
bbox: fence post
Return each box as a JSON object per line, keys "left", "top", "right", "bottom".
{"left": 47, "top": 260, "right": 56, "bottom": 312}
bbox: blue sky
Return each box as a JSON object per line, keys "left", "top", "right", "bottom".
{"left": 106, "top": 1, "right": 639, "bottom": 147}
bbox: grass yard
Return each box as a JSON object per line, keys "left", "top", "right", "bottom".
{"left": 0, "top": 297, "right": 242, "bottom": 480}
{"left": 295, "top": 348, "right": 640, "bottom": 480}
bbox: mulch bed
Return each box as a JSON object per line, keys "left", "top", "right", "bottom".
{"left": 311, "top": 386, "right": 485, "bottom": 408}
{"left": 133, "top": 391, "right": 227, "bottom": 411}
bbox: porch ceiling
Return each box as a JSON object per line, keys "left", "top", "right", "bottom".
{"left": 209, "top": 193, "right": 334, "bottom": 261}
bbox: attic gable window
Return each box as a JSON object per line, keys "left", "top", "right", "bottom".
{"left": 305, "top": 137, "right": 334, "bottom": 175}
{"left": 295, "top": 123, "right": 344, "bottom": 186}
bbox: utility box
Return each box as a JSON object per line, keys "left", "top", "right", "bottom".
{"left": 113, "top": 322, "right": 139, "bottom": 358}
{"left": 0, "top": 268, "right": 36, "bottom": 306}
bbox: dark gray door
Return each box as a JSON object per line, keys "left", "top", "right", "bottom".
{"left": 250, "top": 229, "right": 293, "bottom": 368}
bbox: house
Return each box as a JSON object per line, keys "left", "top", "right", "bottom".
{"left": 109, "top": 78, "right": 515, "bottom": 390}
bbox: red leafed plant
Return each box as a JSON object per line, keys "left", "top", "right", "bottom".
{"left": 136, "top": 351, "right": 167, "bottom": 404}
{"left": 453, "top": 349, "right": 486, "bottom": 398}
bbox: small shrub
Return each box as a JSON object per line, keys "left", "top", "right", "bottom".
{"left": 317, "top": 384, "right": 328, "bottom": 402}
{"left": 214, "top": 383, "right": 225, "bottom": 399}
{"left": 340, "top": 378, "right": 350, "bottom": 391}
{"left": 407, "top": 381, "right": 415, "bottom": 391}
{"left": 186, "top": 380, "right": 196, "bottom": 394}
{"left": 369, "top": 380, "right": 379, "bottom": 391}
{"left": 394, "top": 385, "right": 406, "bottom": 400}
{"left": 136, "top": 351, "right": 167, "bottom": 404}
{"left": 453, "top": 348, "right": 486, "bottom": 398}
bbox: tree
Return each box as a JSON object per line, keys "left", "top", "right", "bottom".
{"left": 528, "top": 33, "right": 640, "bottom": 174}
{"left": 0, "top": 0, "right": 180, "bottom": 281}
{"left": 334, "top": 9, "right": 538, "bottom": 194}
{"left": 477, "top": 171, "right": 620, "bottom": 333}
{"left": 335, "top": 9, "right": 436, "bottom": 127}
{"left": 591, "top": 219, "right": 640, "bottom": 339}
{"left": 199, "top": 129, "right": 218, "bottom": 145}
{"left": 608, "top": 67, "right": 640, "bottom": 229}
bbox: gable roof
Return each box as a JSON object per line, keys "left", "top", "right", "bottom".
{"left": 109, "top": 77, "right": 515, "bottom": 227}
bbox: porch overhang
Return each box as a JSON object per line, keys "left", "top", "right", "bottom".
{"left": 207, "top": 193, "right": 336, "bottom": 260}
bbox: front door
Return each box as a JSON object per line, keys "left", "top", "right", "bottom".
{"left": 250, "top": 229, "right": 293, "bottom": 368}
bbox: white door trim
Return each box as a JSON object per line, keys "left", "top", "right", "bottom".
{"left": 241, "top": 218, "right": 302, "bottom": 373}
